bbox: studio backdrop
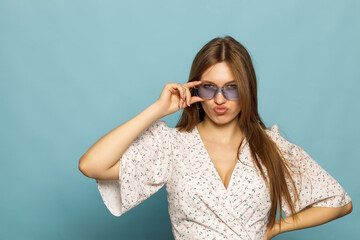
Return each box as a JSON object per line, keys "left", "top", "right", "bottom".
{"left": 0, "top": 0, "right": 359, "bottom": 239}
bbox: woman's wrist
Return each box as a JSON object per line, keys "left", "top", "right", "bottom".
{"left": 151, "top": 100, "right": 167, "bottom": 119}
{"left": 268, "top": 220, "right": 281, "bottom": 239}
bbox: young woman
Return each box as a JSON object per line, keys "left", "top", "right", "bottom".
{"left": 79, "top": 36, "right": 353, "bottom": 239}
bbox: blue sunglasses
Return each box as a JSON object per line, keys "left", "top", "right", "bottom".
{"left": 192, "top": 83, "right": 240, "bottom": 99}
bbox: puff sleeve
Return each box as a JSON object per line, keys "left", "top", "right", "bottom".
{"left": 266, "top": 124, "right": 352, "bottom": 217}
{"left": 96, "top": 120, "right": 173, "bottom": 216}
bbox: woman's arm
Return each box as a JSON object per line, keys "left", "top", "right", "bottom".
{"left": 267, "top": 201, "right": 353, "bottom": 239}
{"left": 78, "top": 81, "right": 203, "bottom": 180}
{"left": 78, "top": 101, "right": 164, "bottom": 179}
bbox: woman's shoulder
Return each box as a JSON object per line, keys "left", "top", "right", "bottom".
{"left": 150, "top": 120, "right": 177, "bottom": 132}
{"left": 150, "top": 119, "right": 170, "bottom": 130}
{"left": 149, "top": 120, "right": 194, "bottom": 138}
{"left": 265, "top": 124, "right": 281, "bottom": 140}
{"left": 137, "top": 120, "right": 174, "bottom": 142}
{"left": 264, "top": 124, "right": 296, "bottom": 153}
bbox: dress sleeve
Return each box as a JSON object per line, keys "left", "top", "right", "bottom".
{"left": 266, "top": 124, "right": 352, "bottom": 217}
{"left": 95, "top": 120, "right": 173, "bottom": 216}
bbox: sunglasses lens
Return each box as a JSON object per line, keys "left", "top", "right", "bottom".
{"left": 194, "top": 85, "right": 239, "bottom": 99}
{"left": 197, "top": 85, "right": 216, "bottom": 99}
{"left": 223, "top": 85, "right": 240, "bottom": 99}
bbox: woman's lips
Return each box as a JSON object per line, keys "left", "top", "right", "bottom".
{"left": 214, "top": 107, "right": 228, "bottom": 114}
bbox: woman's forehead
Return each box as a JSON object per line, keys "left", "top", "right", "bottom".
{"left": 201, "top": 62, "right": 235, "bottom": 84}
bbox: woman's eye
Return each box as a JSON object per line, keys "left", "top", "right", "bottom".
{"left": 227, "top": 84, "right": 237, "bottom": 89}
{"left": 203, "top": 84, "right": 216, "bottom": 88}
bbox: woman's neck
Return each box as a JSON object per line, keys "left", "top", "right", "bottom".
{"left": 197, "top": 118, "right": 243, "bottom": 144}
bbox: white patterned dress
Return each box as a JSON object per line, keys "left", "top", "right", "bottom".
{"left": 96, "top": 120, "right": 352, "bottom": 239}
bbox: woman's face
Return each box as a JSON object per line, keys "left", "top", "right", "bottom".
{"left": 199, "top": 62, "right": 241, "bottom": 125}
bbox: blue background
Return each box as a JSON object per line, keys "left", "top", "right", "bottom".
{"left": 1, "top": 0, "right": 358, "bottom": 239}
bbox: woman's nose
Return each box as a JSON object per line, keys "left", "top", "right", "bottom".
{"left": 214, "top": 91, "right": 226, "bottom": 104}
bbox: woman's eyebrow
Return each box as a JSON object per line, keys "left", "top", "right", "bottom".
{"left": 202, "top": 80, "right": 236, "bottom": 84}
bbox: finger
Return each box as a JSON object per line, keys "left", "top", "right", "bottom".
{"left": 174, "top": 84, "right": 186, "bottom": 109}
{"left": 184, "top": 80, "right": 202, "bottom": 85}
{"left": 183, "top": 80, "right": 203, "bottom": 88}
{"left": 176, "top": 83, "right": 185, "bottom": 100}
{"left": 172, "top": 82, "right": 203, "bottom": 108}
{"left": 179, "top": 98, "right": 183, "bottom": 109}
{"left": 182, "top": 86, "right": 191, "bottom": 107}
{"left": 165, "top": 83, "right": 186, "bottom": 109}
{"left": 185, "top": 86, "right": 191, "bottom": 107}
{"left": 189, "top": 96, "right": 205, "bottom": 105}
{"left": 168, "top": 83, "right": 185, "bottom": 100}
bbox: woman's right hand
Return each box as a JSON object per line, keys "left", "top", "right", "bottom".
{"left": 155, "top": 81, "right": 205, "bottom": 117}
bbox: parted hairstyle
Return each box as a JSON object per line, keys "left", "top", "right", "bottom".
{"left": 175, "top": 35, "right": 300, "bottom": 230}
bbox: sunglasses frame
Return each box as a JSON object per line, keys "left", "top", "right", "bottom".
{"left": 192, "top": 84, "right": 240, "bottom": 100}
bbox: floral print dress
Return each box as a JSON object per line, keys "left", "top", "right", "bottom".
{"left": 96, "top": 120, "right": 351, "bottom": 239}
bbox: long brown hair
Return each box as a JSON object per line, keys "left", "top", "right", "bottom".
{"left": 176, "top": 36, "right": 300, "bottom": 230}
